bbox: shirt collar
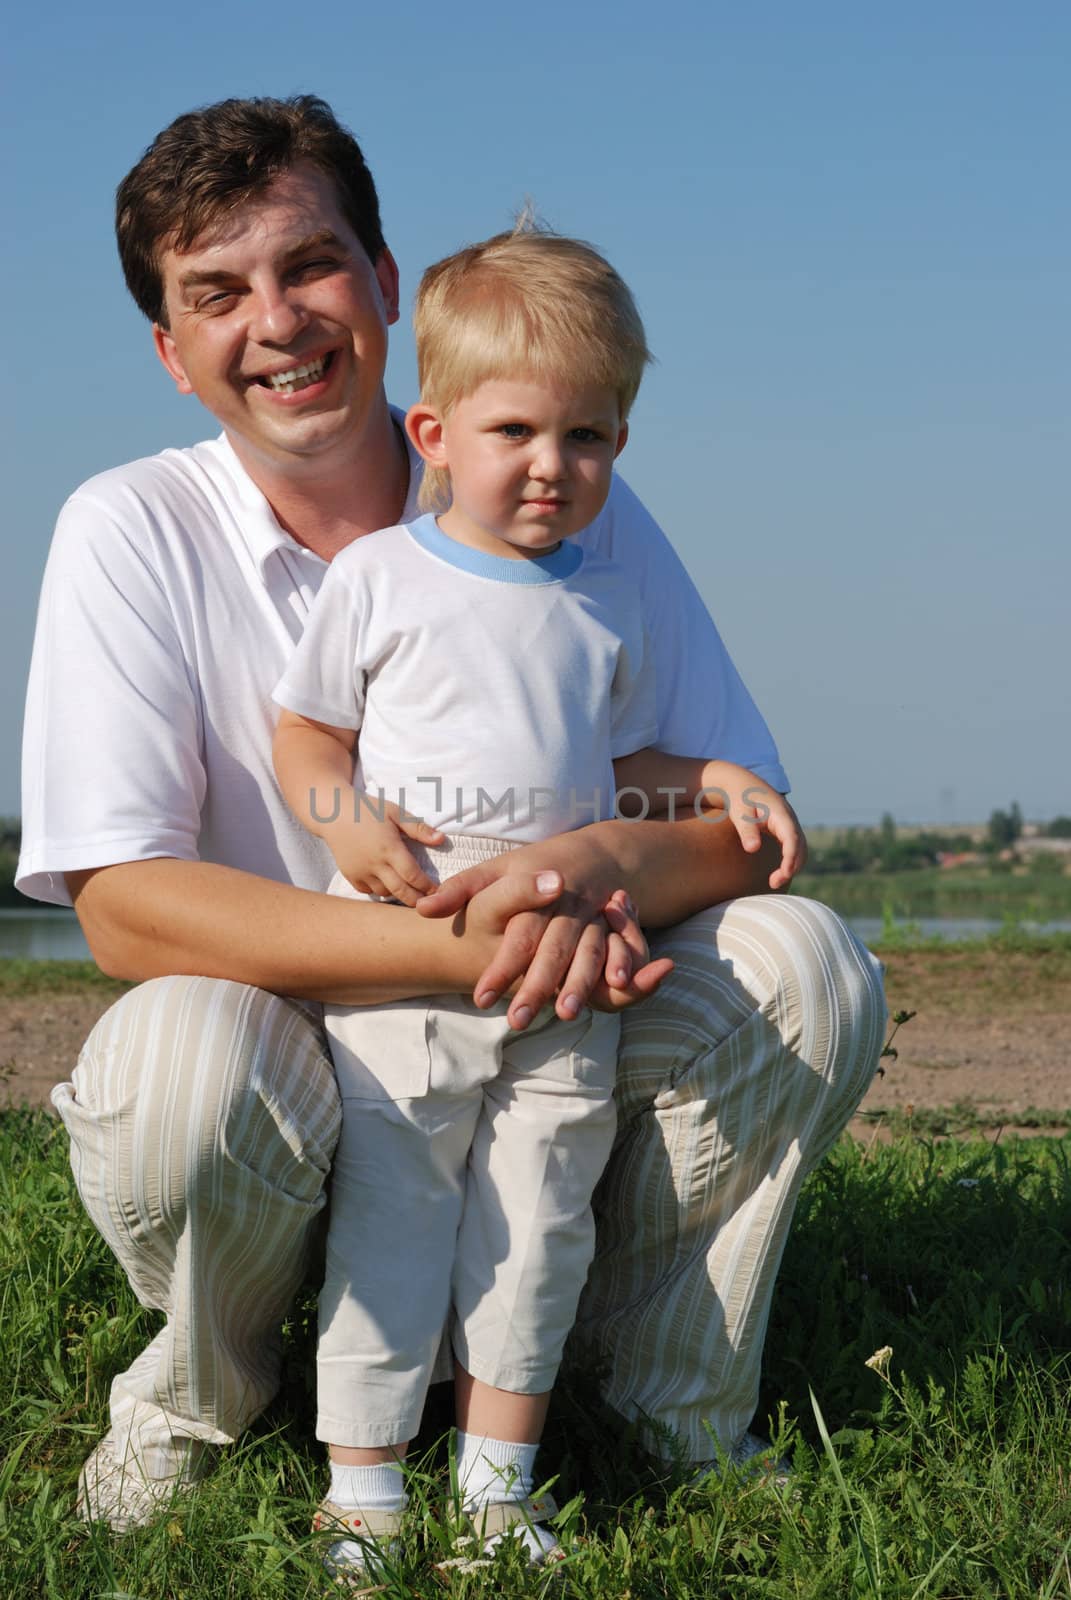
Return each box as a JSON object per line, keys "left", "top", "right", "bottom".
{"left": 210, "top": 408, "right": 424, "bottom": 577}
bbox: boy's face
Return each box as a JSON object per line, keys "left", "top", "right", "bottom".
{"left": 422, "top": 377, "right": 628, "bottom": 558}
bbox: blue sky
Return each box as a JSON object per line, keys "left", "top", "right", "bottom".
{"left": 4, "top": 2, "right": 1068, "bottom": 824}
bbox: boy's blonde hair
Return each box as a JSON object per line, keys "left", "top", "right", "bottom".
{"left": 414, "top": 221, "right": 651, "bottom": 511}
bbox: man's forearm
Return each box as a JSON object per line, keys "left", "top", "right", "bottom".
{"left": 587, "top": 815, "right": 780, "bottom": 927}
{"left": 67, "top": 858, "right": 476, "bottom": 1003}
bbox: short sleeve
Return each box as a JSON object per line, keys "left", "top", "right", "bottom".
{"left": 17, "top": 493, "right": 206, "bottom": 906}
{"left": 609, "top": 623, "right": 660, "bottom": 760}
{"left": 587, "top": 476, "right": 790, "bottom": 790}
{"left": 272, "top": 556, "right": 370, "bottom": 730}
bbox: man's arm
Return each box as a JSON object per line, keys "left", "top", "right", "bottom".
{"left": 417, "top": 814, "right": 780, "bottom": 1021}
{"left": 613, "top": 750, "right": 807, "bottom": 890}
{"left": 66, "top": 857, "right": 570, "bottom": 1005}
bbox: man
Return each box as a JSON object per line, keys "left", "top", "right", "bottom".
{"left": 17, "top": 95, "right": 886, "bottom": 1531}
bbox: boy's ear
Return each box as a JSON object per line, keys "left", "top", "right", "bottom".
{"left": 614, "top": 421, "right": 629, "bottom": 459}
{"left": 405, "top": 402, "right": 448, "bottom": 466}
{"left": 152, "top": 324, "right": 195, "bottom": 395}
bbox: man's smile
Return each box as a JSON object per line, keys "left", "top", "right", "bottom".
{"left": 249, "top": 350, "right": 336, "bottom": 395}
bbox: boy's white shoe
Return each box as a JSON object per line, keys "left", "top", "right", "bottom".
{"left": 464, "top": 1488, "right": 563, "bottom": 1565}
{"left": 312, "top": 1499, "right": 404, "bottom": 1579}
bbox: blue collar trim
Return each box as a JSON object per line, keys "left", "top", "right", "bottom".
{"left": 407, "top": 514, "right": 583, "bottom": 585}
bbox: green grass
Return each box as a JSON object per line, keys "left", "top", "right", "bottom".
{"left": 857, "top": 1100, "right": 1071, "bottom": 1138}
{"left": 2, "top": 1111, "right": 1069, "bottom": 1598}
{"left": 0, "top": 959, "right": 129, "bottom": 997}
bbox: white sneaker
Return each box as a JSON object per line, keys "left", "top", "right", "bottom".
{"left": 693, "top": 1431, "right": 793, "bottom": 1488}
{"left": 77, "top": 1432, "right": 213, "bottom": 1532}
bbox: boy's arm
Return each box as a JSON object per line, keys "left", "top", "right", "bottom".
{"left": 272, "top": 709, "right": 360, "bottom": 838}
{"left": 272, "top": 710, "right": 443, "bottom": 904}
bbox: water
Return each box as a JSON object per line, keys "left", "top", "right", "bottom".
{"left": 2, "top": 907, "right": 1070, "bottom": 965}
{"left": 0, "top": 910, "right": 92, "bottom": 960}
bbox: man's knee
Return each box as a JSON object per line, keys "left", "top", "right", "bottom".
{"left": 617, "top": 895, "right": 886, "bottom": 1108}
{"left": 61, "top": 974, "right": 340, "bottom": 1195}
{"left": 649, "top": 893, "right": 883, "bottom": 1027}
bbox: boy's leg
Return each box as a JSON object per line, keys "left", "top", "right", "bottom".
{"left": 52, "top": 975, "right": 341, "bottom": 1525}
{"left": 575, "top": 894, "right": 887, "bottom": 1462}
{"left": 314, "top": 994, "right": 493, "bottom": 1577}
{"left": 447, "top": 1004, "right": 618, "bottom": 1563}
{"left": 315, "top": 998, "right": 485, "bottom": 1450}
{"left": 451, "top": 1005, "right": 620, "bottom": 1395}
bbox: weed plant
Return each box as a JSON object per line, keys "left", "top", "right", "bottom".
{"left": 1, "top": 1109, "right": 1068, "bottom": 1598}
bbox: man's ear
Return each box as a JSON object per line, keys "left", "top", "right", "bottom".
{"left": 152, "top": 325, "right": 195, "bottom": 395}
{"left": 614, "top": 420, "right": 630, "bottom": 459}
{"left": 374, "top": 247, "right": 401, "bottom": 327}
{"left": 405, "top": 401, "right": 448, "bottom": 466}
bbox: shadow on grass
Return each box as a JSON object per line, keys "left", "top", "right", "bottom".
{"left": 2, "top": 1110, "right": 1069, "bottom": 1595}
{"left": 267, "top": 1126, "right": 1071, "bottom": 1538}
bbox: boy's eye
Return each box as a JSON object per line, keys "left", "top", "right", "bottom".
{"left": 569, "top": 427, "right": 602, "bottom": 443}
{"left": 498, "top": 423, "right": 530, "bottom": 439}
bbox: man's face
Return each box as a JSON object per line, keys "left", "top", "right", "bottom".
{"left": 153, "top": 163, "right": 399, "bottom": 476}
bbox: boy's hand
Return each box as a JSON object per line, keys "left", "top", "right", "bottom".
{"left": 325, "top": 800, "right": 444, "bottom": 907}
{"left": 700, "top": 765, "right": 806, "bottom": 890}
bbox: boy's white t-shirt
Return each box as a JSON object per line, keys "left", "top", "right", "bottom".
{"left": 18, "top": 427, "right": 789, "bottom": 906}
{"left": 273, "top": 514, "right": 659, "bottom": 843}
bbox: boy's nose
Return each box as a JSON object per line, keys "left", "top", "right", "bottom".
{"left": 529, "top": 443, "right": 566, "bottom": 481}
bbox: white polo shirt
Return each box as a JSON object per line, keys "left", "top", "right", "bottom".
{"left": 18, "top": 429, "right": 789, "bottom": 906}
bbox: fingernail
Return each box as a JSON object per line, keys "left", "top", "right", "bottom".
{"left": 535, "top": 871, "right": 560, "bottom": 893}
{"left": 476, "top": 989, "right": 498, "bottom": 1008}
{"left": 512, "top": 1005, "right": 533, "bottom": 1029}
{"left": 614, "top": 967, "right": 628, "bottom": 984}
{"left": 560, "top": 993, "right": 579, "bottom": 1018}
{"left": 626, "top": 898, "right": 638, "bottom": 918}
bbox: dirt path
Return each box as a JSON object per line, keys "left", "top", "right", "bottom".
{"left": 2, "top": 948, "right": 1068, "bottom": 1133}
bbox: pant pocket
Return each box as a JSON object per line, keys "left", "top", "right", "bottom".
{"left": 568, "top": 1008, "right": 621, "bottom": 1094}
{"left": 324, "top": 998, "right": 432, "bottom": 1100}
{"left": 425, "top": 995, "right": 512, "bottom": 1095}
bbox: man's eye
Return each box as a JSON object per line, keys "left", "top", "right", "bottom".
{"left": 295, "top": 257, "right": 340, "bottom": 279}
{"left": 199, "top": 291, "right": 238, "bottom": 313}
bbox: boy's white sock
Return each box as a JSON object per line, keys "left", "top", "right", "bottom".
{"left": 323, "top": 1461, "right": 406, "bottom": 1574}
{"left": 456, "top": 1432, "right": 559, "bottom": 1562}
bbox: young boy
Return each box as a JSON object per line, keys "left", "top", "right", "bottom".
{"left": 272, "top": 224, "right": 803, "bottom": 1573}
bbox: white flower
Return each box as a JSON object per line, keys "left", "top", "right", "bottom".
{"left": 864, "top": 1345, "right": 893, "bottom": 1380}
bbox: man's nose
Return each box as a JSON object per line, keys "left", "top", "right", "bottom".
{"left": 250, "top": 284, "right": 309, "bottom": 345}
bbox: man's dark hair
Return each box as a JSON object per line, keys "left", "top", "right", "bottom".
{"left": 116, "top": 95, "right": 386, "bottom": 327}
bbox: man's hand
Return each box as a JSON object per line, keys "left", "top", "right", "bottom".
{"left": 419, "top": 856, "right": 672, "bottom": 1030}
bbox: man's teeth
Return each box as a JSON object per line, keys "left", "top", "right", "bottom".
{"left": 263, "top": 356, "right": 327, "bottom": 395}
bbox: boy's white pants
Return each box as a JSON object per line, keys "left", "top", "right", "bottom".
{"left": 319, "top": 990, "right": 618, "bottom": 1446}
{"left": 51, "top": 893, "right": 887, "bottom": 1467}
